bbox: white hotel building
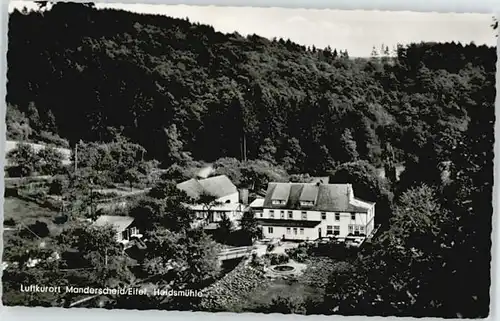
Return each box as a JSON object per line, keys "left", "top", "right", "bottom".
{"left": 256, "top": 182, "right": 375, "bottom": 241}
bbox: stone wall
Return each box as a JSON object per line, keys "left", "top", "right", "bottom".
{"left": 199, "top": 257, "right": 266, "bottom": 311}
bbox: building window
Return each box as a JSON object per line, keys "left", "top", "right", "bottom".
{"left": 351, "top": 213, "right": 356, "bottom": 221}
{"left": 272, "top": 200, "right": 286, "bottom": 205}
{"left": 300, "top": 201, "right": 314, "bottom": 207}
{"left": 354, "top": 225, "right": 360, "bottom": 235}
{"left": 360, "top": 226, "right": 365, "bottom": 233}
{"left": 321, "top": 212, "right": 326, "bottom": 220}
{"left": 300, "top": 228, "right": 304, "bottom": 235}
{"left": 333, "top": 226, "right": 340, "bottom": 236}
{"left": 269, "top": 210, "right": 274, "bottom": 218}
{"left": 288, "top": 211, "right": 293, "bottom": 219}
{"left": 326, "top": 225, "right": 333, "bottom": 235}
{"left": 280, "top": 211, "right": 285, "bottom": 219}
{"left": 335, "top": 213, "right": 340, "bottom": 221}
{"left": 286, "top": 228, "right": 291, "bottom": 234}
{"left": 293, "top": 228, "right": 298, "bottom": 235}
{"left": 259, "top": 212, "right": 263, "bottom": 218}
{"left": 268, "top": 227, "right": 274, "bottom": 234}
{"left": 301, "top": 211, "right": 307, "bottom": 220}
{"left": 348, "top": 225, "right": 354, "bottom": 234}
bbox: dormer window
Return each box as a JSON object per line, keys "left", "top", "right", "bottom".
{"left": 272, "top": 199, "right": 286, "bottom": 205}
{"left": 299, "top": 184, "right": 319, "bottom": 208}
{"left": 300, "top": 200, "right": 315, "bottom": 207}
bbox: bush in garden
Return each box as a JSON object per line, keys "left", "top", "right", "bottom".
{"left": 49, "top": 175, "right": 69, "bottom": 195}
{"left": 266, "top": 253, "right": 289, "bottom": 265}
{"left": 285, "top": 246, "right": 310, "bottom": 263}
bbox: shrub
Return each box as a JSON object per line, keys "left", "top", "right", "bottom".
{"left": 250, "top": 252, "right": 265, "bottom": 269}
{"left": 27, "top": 187, "right": 47, "bottom": 200}
{"left": 38, "top": 131, "right": 70, "bottom": 148}
{"left": 49, "top": 175, "right": 69, "bottom": 195}
{"left": 21, "top": 221, "right": 50, "bottom": 238}
{"left": 265, "top": 253, "right": 289, "bottom": 265}
{"left": 37, "top": 146, "right": 65, "bottom": 175}
{"left": 263, "top": 295, "right": 307, "bottom": 314}
{"left": 285, "top": 246, "right": 310, "bottom": 263}
{"left": 6, "top": 143, "right": 39, "bottom": 177}
{"left": 4, "top": 218, "right": 16, "bottom": 226}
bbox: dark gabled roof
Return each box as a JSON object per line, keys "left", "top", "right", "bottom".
{"left": 256, "top": 219, "right": 322, "bottom": 228}
{"left": 263, "top": 183, "right": 370, "bottom": 213}
{"left": 177, "top": 175, "right": 237, "bottom": 200}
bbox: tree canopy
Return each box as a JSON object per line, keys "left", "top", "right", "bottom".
{"left": 7, "top": 3, "right": 496, "bottom": 174}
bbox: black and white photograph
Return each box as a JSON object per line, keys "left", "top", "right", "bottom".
{"left": 1, "top": 1, "right": 498, "bottom": 318}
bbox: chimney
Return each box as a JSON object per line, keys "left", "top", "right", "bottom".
{"left": 347, "top": 184, "right": 353, "bottom": 200}
{"left": 239, "top": 188, "right": 249, "bottom": 205}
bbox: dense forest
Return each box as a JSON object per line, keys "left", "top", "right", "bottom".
{"left": 4, "top": 2, "right": 497, "bottom": 317}
{"left": 7, "top": 3, "right": 496, "bottom": 173}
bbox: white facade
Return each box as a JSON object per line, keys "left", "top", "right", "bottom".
{"left": 257, "top": 183, "right": 376, "bottom": 241}
{"left": 188, "top": 192, "right": 243, "bottom": 228}
{"left": 258, "top": 207, "right": 375, "bottom": 241}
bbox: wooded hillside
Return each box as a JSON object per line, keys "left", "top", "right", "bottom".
{"left": 7, "top": 3, "right": 496, "bottom": 175}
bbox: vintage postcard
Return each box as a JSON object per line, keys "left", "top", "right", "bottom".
{"left": 2, "top": 1, "right": 497, "bottom": 318}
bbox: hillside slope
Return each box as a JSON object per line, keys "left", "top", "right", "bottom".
{"left": 6, "top": 2, "right": 497, "bottom": 175}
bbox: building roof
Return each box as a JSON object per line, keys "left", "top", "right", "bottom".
{"left": 177, "top": 178, "right": 205, "bottom": 199}
{"left": 263, "top": 183, "right": 371, "bottom": 213}
{"left": 271, "top": 183, "right": 291, "bottom": 201}
{"left": 93, "top": 215, "right": 135, "bottom": 233}
{"left": 177, "top": 175, "right": 237, "bottom": 200}
{"left": 249, "top": 198, "right": 265, "bottom": 208}
{"left": 299, "top": 184, "right": 319, "bottom": 202}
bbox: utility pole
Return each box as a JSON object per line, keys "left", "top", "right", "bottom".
{"left": 240, "top": 137, "right": 244, "bottom": 162}
{"left": 74, "top": 142, "right": 78, "bottom": 173}
{"left": 243, "top": 132, "right": 247, "bottom": 162}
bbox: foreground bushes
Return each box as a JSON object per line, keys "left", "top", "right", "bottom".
{"left": 263, "top": 253, "right": 290, "bottom": 265}
{"left": 199, "top": 260, "right": 267, "bottom": 311}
